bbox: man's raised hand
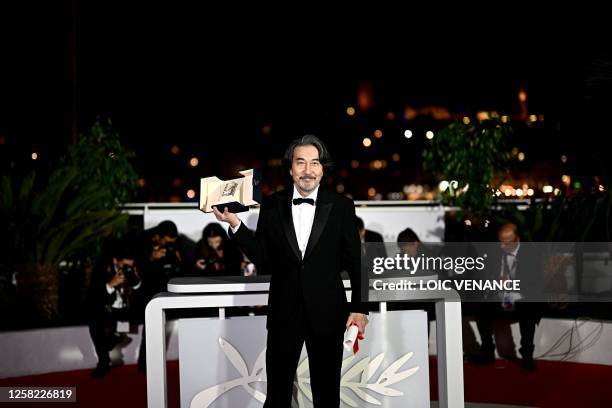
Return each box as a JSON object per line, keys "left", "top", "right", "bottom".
{"left": 212, "top": 206, "right": 241, "bottom": 229}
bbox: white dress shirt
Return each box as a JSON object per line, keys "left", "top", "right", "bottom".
{"left": 291, "top": 185, "right": 318, "bottom": 259}
{"left": 500, "top": 242, "right": 520, "bottom": 279}
{"left": 500, "top": 242, "right": 521, "bottom": 305}
{"left": 230, "top": 184, "right": 319, "bottom": 259}
{"left": 105, "top": 265, "right": 141, "bottom": 309}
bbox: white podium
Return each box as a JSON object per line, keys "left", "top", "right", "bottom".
{"left": 145, "top": 277, "right": 464, "bottom": 408}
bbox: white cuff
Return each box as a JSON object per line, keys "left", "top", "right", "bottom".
{"left": 230, "top": 221, "right": 242, "bottom": 234}
{"left": 105, "top": 284, "right": 116, "bottom": 295}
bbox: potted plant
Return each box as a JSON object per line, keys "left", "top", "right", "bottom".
{"left": 0, "top": 119, "right": 137, "bottom": 323}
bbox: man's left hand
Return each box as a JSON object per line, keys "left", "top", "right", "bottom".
{"left": 346, "top": 313, "right": 369, "bottom": 335}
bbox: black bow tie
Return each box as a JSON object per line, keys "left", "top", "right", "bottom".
{"left": 292, "top": 197, "right": 315, "bottom": 206}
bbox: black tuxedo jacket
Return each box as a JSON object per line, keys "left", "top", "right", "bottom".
{"left": 482, "top": 244, "right": 544, "bottom": 301}
{"left": 87, "top": 263, "right": 141, "bottom": 320}
{"left": 229, "top": 187, "right": 366, "bottom": 338}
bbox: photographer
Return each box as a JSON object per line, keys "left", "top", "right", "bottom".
{"left": 88, "top": 243, "right": 141, "bottom": 378}
{"left": 140, "top": 220, "right": 194, "bottom": 292}
{"left": 136, "top": 220, "right": 194, "bottom": 371}
{"left": 193, "top": 222, "right": 242, "bottom": 276}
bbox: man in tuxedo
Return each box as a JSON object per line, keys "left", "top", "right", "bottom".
{"left": 356, "top": 216, "right": 384, "bottom": 245}
{"left": 356, "top": 216, "right": 387, "bottom": 279}
{"left": 471, "top": 223, "right": 543, "bottom": 369}
{"left": 213, "top": 135, "right": 368, "bottom": 407}
{"left": 88, "top": 243, "right": 141, "bottom": 378}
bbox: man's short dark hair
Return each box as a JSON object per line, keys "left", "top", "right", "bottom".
{"left": 104, "top": 238, "right": 135, "bottom": 262}
{"left": 397, "top": 228, "right": 420, "bottom": 243}
{"left": 355, "top": 216, "right": 365, "bottom": 230}
{"left": 282, "top": 134, "right": 334, "bottom": 173}
{"left": 155, "top": 220, "right": 178, "bottom": 238}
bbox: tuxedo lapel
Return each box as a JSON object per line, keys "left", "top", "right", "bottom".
{"left": 277, "top": 192, "right": 301, "bottom": 261}
{"left": 304, "top": 188, "right": 333, "bottom": 260}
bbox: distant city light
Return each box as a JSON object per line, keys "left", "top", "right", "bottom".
{"left": 262, "top": 125, "right": 272, "bottom": 135}
{"left": 346, "top": 106, "right": 356, "bottom": 116}
{"left": 476, "top": 111, "right": 490, "bottom": 121}
{"left": 462, "top": 117, "right": 471, "bottom": 125}
{"left": 501, "top": 115, "right": 509, "bottom": 123}
{"left": 599, "top": 185, "right": 605, "bottom": 192}
{"left": 137, "top": 178, "right": 146, "bottom": 188}
{"left": 562, "top": 175, "right": 570, "bottom": 185}
{"left": 392, "top": 153, "right": 400, "bottom": 162}
{"left": 374, "top": 129, "right": 383, "bottom": 139}
{"left": 543, "top": 185, "right": 553, "bottom": 193}
{"left": 362, "top": 137, "right": 372, "bottom": 147}
{"left": 31, "top": 152, "right": 38, "bottom": 160}
{"left": 561, "top": 155, "right": 568, "bottom": 163}
{"left": 516, "top": 188, "right": 524, "bottom": 196}
{"left": 519, "top": 90, "right": 527, "bottom": 102}
{"left": 527, "top": 188, "right": 534, "bottom": 196}
{"left": 529, "top": 115, "right": 537, "bottom": 123}
{"left": 336, "top": 184, "right": 345, "bottom": 193}
{"left": 518, "top": 152, "right": 525, "bottom": 161}
{"left": 368, "top": 188, "right": 376, "bottom": 197}
{"left": 386, "top": 112, "right": 396, "bottom": 120}
{"left": 170, "top": 145, "right": 180, "bottom": 155}
{"left": 404, "top": 130, "right": 413, "bottom": 139}
{"left": 186, "top": 189, "right": 196, "bottom": 199}
{"left": 350, "top": 160, "right": 359, "bottom": 169}
{"left": 425, "top": 131, "right": 434, "bottom": 140}
{"left": 189, "top": 157, "right": 199, "bottom": 167}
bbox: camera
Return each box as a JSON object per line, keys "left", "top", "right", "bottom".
{"left": 159, "top": 243, "right": 181, "bottom": 275}
{"left": 163, "top": 243, "right": 179, "bottom": 263}
{"left": 122, "top": 265, "right": 139, "bottom": 286}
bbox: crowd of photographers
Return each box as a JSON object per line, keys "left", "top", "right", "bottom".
{"left": 89, "top": 216, "right": 543, "bottom": 378}
{"left": 88, "top": 220, "right": 254, "bottom": 378}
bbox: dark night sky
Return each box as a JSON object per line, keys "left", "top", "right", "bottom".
{"left": 1, "top": 3, "right": 610, "bottom": 199}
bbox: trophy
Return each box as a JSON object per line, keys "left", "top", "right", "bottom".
{"left": 199, "top": 169, "right": 261, "bottom": 213}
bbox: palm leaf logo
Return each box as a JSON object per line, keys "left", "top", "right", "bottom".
{"left": 190, "top": 339, "right": 419, "bottom": 407}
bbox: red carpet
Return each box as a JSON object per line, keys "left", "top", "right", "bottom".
{"left": 1, "top": 357, "right": 611, "bottom": 407}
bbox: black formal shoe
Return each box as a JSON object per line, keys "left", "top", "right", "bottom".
{"left": 521, "top": 356, "right": 537, "bottom": 370}
{"left": 467, "top": 350, "right": 496, "bottom": 365}
{"left": 137, "top": 359, "right": 146, "bottom": 373}
{"left": 90, "top": 362, "right": 111, "bottom": 378}
{"left": 108, "top": 333, "right": 132, "bottom": 351}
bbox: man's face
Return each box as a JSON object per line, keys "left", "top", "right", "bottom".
{"left": 399, "top": 242, "right": 419, "bottom": 257}
{"left": 207, "top": 236, "right": 222, "bottom": 250}
{"left": 113, "top": 257, "right": 135, "bottom": 271}
{"left": 290, "top": 145, "right": 323, "bottom": 195}
{"left": 159, "top": 235, "right": 177, "bottom": 247}
{"left": 499, "top": 229, "right": 519, "bottom": 253}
